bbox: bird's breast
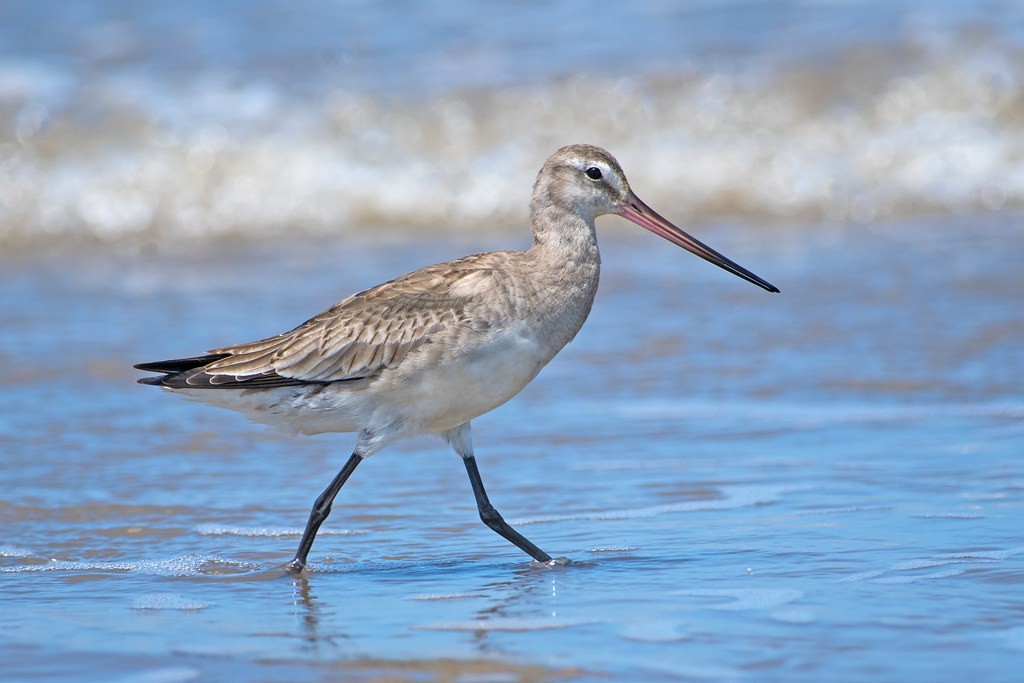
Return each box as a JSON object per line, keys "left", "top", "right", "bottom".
{"left": 377, "top": 322, "right": 558, "bottom": 433}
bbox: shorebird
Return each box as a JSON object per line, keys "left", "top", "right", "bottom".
{"left": 136, "top": 144, "right": 778, "bottom": 572}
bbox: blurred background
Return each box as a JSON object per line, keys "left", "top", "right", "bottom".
{"left": 2, "top": 2, "right": 1022, "bottom": 682}
{"left": 1, "top": 0, "right": 1022, "bottom": 246}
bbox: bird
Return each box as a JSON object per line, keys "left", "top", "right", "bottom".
{"left": 135, "top": 144, "right": 779, "bottom": 572}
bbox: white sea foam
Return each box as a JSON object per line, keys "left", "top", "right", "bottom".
{"left": 1, "top": 2, "right": 1023, "bottom": 248}
{"left": 0, "top": 554, "right": 258, "bottom": 576}
{"left": 194, "top": 524, "right": 367, "bottom": 537}
{"left": 132, "top": 593, "right": 210, "bottom": 610}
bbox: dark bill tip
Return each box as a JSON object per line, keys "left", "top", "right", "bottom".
{"left": 620, "top": 193, "right": 779, "bottom": 293}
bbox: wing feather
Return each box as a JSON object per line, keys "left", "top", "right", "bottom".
{"left": 199, "top": 257, "right": 506, "bottom": 384}
{"left": 136, "top": 251, "right": 517, "bottom": 389}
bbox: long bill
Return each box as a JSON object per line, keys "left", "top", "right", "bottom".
{"left": 619, "top": 191, "right": 780, "bottom": 293}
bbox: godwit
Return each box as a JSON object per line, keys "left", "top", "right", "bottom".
{"left": 136, "top": 144, "right": 778, "bottom": 572}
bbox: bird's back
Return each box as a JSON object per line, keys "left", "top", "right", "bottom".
{"left": 136, "top": 246, "right": 600, "bottom": 440}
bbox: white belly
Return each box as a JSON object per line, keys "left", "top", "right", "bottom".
{"left": 394, "top": 328, "right": 551, "bottom": 432}
{"left": 172, "top": 325, "right": 557, "bottom": 442}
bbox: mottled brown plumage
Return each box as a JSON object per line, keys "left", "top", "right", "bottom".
{"left": 135, "top": 144, "right": 778, "bottom": 572}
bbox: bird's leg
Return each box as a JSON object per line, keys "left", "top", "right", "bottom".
{"left": 461, "top": 454, "right": 553, "bottom": 564}
{"left": 444, "top": 424, "right": 556, "bottom": 564}
{"left": 287, "top": 452, "right": 363, "bottom": 573}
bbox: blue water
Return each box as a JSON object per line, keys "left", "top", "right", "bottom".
{"left": 2, "top": 1, "right": 1023, "bottom": 680}
{"left": 5, "top": 0, "right": 1016, "bottom": 94}
{"left": 2, "top": 213, "right": 1022, "bottom": 681}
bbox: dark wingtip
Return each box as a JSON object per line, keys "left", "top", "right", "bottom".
{"left": 134, "top": 353, "right": 232, "bottom": 388}
{"left": 134, "top": 354, "right": 230, "bottom": 375}
{"left": 134, "top": 352, "right": 318, "bottom": 389}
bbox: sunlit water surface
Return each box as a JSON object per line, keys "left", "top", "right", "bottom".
{"left": 1, "top": 214, "right": 1021, "bottom": 681}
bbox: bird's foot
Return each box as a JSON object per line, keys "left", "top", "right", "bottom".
{"left": 284, "top": 558, "right": 308, "bottom": 575}
{"left": 531, "top": 556, "right": 572, "bottom": 569}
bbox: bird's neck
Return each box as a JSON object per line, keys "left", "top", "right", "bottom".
{"left": 527, "top": 201, "right": 601, "bottom": 275}
{"left": 521, "top": 202, "right": 602, "bottom": 340}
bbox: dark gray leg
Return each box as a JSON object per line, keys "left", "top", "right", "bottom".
{"left": 287, "top": 452, "right": 363, "bottom": 572}
{"left": 462, "top": 454, "right": 552, "bottom": 563}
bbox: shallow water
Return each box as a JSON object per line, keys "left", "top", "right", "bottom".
{"left": 1, "top": 214, "right": 1021, "bottom": 681}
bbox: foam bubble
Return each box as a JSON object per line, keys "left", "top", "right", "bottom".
{"left": 132, "top": 593, "right": 210, "bottom": 610}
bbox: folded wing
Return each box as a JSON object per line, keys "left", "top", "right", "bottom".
{"left": 134, "top": 258, "right": 505, "bottom": 389}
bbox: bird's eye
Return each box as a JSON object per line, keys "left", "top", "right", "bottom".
{"left": 584, "top": 166, "right": 603, "bottom": 180}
